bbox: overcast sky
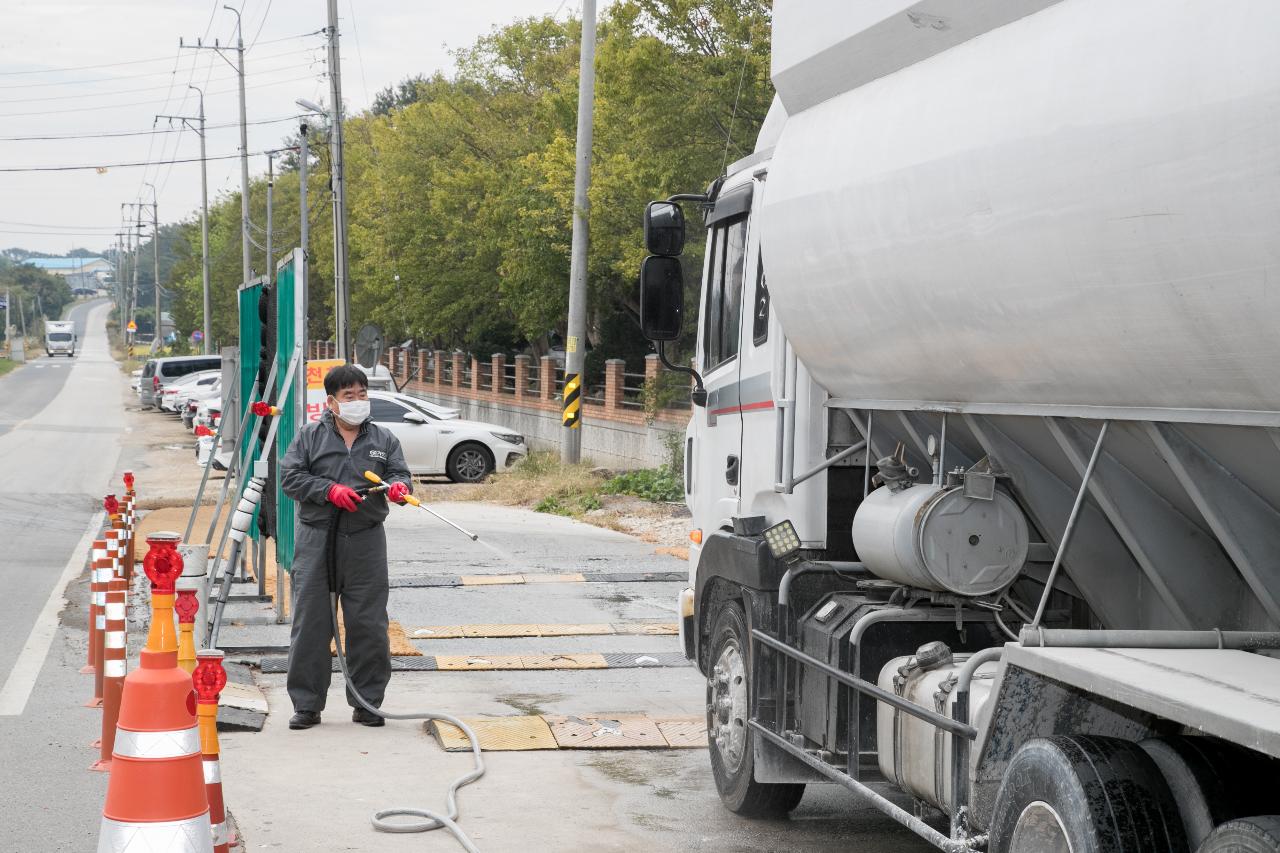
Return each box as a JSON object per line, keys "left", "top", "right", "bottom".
{"left": 0, "top": 1, "right": 586, "bottom": 255}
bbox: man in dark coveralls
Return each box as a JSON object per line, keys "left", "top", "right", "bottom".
{"left": 281, "top": 364, "right": 412, "bottom": 729}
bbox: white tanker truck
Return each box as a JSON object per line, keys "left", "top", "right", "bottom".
{"left": 637, "top": 2, "right": 1280, "bottom": 850}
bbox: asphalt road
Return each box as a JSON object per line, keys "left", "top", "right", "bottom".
{"left": 0, "top": 299, "right": 128, "bottom": 850}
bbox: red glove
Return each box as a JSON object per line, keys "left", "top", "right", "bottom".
{"left": 387, "top": 481, "right": 410, "bottom": 504}
{"left": 327, "top": 483, "right": 362, "bottom": 512}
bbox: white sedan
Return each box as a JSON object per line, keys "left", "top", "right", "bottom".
{"left": 367, "top": 390, "right": 525, "bottom": 482}
{"left": 160, "top": 370, "right": 219, "bottom": 412}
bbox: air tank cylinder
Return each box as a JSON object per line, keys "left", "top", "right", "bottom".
{"left": 851, "top": 484, "right": 1029, "bottom": 596}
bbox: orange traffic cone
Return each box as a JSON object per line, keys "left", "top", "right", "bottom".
{"left": 97, "top": 531, "right": 213, "bottom": 852}
{"left": 91, "top": 577, "right": 128, "bottom": 771}
{"left": 194, "top": 650, "right": 230, "bottom": 853}
{"left": 82, "top": 539, "right": 107, "bottom": 676}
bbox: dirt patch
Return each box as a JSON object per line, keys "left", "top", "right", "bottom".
{"left": 496, "top": 693, "right": 567, "bottom": 716}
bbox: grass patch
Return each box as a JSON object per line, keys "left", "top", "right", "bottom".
{"left": 0, "top": 358, "right": 20, "bottom": 379}
{"left": 603, "top": 467, "right": 683, "bottom": 503}
{"left": 454, "top": 451, "right": 684, "bottom": 519}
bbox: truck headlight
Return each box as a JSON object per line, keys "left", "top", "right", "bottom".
{"left": 490, "top": 432, "right": 523, "bottom": 445}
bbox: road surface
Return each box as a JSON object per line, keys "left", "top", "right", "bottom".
{"left": 0, "top": 300, "right": 126, "bottom": 848}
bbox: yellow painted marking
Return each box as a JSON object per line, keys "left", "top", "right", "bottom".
{"left": 459, "top": 574, "right": 525, "bottom": 586}
{"left": 657, "top": 717, "right": 707, "bottom": 748}
{"left": 518, "top": 653, "right": 608, "bottom": 670}
{"left": 524, "top": 573, "right": 586, "bottom": 584}
{"left": 434, "top": 655, "right": 525, "bottom": 671}
{"left": 412, "top": 623, "right": 635, "bottom": 639}
{"left": 430, "top": 717, "right": 558, "bottom": 752}
{"left": 615, "top": 623, "right": 679, "bottom": 636}
{"left": 546, "top": 715, "right": 665, "bottom": 749}
{"left": 430, "top": 715, "right": 707, "bottom": 751}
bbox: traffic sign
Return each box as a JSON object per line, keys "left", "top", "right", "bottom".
{"left": 192, "top": 330, "right": 203, "bottom": 342}
{"left": 126, "top": 320, "right": 137, "bottom": 332}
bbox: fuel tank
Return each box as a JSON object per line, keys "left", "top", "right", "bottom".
{"left": 761, "top": 0, "right": 1280, "bottom": 419}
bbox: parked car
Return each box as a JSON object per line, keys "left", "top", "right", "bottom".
{"left": 139, "top": 355, "right": 222, "bottom": 409}
{"left": 160, "top": 370, "right": 219, "bottom": 413}
{"left": 181, "top": 379, "right": 221, "bottom": 430}
{"left": 367, "top": 390, "right": 524, "bottom": 482}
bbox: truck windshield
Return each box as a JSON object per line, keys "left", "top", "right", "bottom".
{"left": 48, "top": 333, "right": 72, "bottom": 342}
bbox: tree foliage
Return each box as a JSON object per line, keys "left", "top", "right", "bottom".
{"left": 154, "top": 0, "right": 773, "bottom": 370}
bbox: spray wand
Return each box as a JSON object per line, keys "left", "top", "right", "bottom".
{"left": 362, "top": 470, "right": 480, "bottom": 540}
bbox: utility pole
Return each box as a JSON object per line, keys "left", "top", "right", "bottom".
{"left": 158, "top": 85, "right": 211, "bottom": 353}
{"left": 145, "top": 183, "right": 160, "bottom": 348}
{"left": 561, "top": 0, "right": 597, "bottom": 464}
{"left": 299, "top": 123, "right": 310, "bottom": 266}
{"left": 326, "top": 0, "right": 351, "bottom": 361}
{"left": 182, "top": 5, "right": 251, "bottom": 287}
{"left": 265, "top": 150, "right": 275, "bottom": 280}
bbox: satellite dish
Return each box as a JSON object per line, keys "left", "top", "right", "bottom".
{"left": 354, "top": 324, "right": 384, "bottom": 369}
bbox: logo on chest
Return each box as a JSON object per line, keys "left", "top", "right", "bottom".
{"left": 368, "top": 450, "right": 387, "bottom": 461}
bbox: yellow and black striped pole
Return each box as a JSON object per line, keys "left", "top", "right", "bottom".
{"left": 562, "top": 373, "right": 582, "bottom": 429}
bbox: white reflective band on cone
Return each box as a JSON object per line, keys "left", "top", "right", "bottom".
{"left": 93, "top": 591, "right": 106, "bottom": 606}
{"left": 210, "top": 820, "right": 227, "bottom": 846}
{"left": 203, "top": 759, "right": 221, "bottom": 784}
{"left": 106, "top": 603, "right": 125, "bottom": 620}
{"left": 113, "top": 725, "right": 200, "bottom": 759}
{"left": 96, "top": 615, "right": 106, "bottom": 630}
{"left": 104, "top": 659, "right": 126, "bottom": 677}
{"left": 95, "top": 568, "right": 112, "bottom": 583}
{"left": 105, "top": 631, "right": 125, "bottom": 647}
{"left": 97, "top": 814, "right": 214, "bottom": 853}
{"left": 93, "top": 547, "right": 107, "bottom": 561}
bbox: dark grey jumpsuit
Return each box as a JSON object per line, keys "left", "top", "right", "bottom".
{"left": 280, "top": 410, "right": 412, "bottom": 714}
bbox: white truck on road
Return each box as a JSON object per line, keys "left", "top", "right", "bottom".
{"left": 44, "top": 319, "right": 75, "bottom": 357}
{"left": 638, "top": 2, "right": 1280, "bottom": 851}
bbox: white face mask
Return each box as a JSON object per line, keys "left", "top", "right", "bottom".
{"left": 333, "top": 399, "right": 370, "bottom": 425}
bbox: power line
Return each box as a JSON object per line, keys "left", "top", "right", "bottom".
{"left": 0, "top": 46, "right": 322, "bottom": 91}
{"left": 0, "top": 147, "right": 296, "bottom": 173}
{"left": 0, "top": 114, "right": 304, "bottom": 142}
{"left": 0, "top": 73, "right": 321, "bottom": 118}
{"left": 0, "top": 219, "right": 120, "bottom": 230}
{"left": 0, "top": 56, "right": 319, "bottom": 102}
{"left": 0, "top": 31, "right": 322, "bottom": 77}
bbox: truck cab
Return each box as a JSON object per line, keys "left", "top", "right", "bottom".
{"left": 44, "top": 321, "right": 76, "bottom": 357}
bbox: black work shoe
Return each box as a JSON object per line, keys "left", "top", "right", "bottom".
{"left": 352, "top": 708, "right": 385, "bottom": 727}
{"left": 289, "top": 711, "right": 322, "bottom": 730}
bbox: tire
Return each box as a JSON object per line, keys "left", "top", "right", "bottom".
{"left": 446, "top": 443, "right": 493, "bottom": 483}
{"left": 1197, "top": 817, "right": 1280, "bottom": 852}
{"left": 706, "top": 599, "right": 805, "bottom": 818}
{"left": 989, "top": 735, "right": 1188, "bottom": 853}
{"left": 1141, "top": 737, "right": 1280, "bottom": 849}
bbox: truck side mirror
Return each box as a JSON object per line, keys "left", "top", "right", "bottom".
{"left": 639, "top": 256, "right": 684, "bottom": 342}
{"left": 644, "top": 201, "right": 686, "bottom": 256}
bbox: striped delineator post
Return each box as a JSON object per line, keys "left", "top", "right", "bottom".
{"left": 91, "top": 577, "right": 128, "bottom": 772}
{"left": 119, "top": 495, "right": 135, "bottom": 582}
{"left": 86, "top": 545, "right": 112, "bottom": 708}
{"left": 83, "top": 538, "right": 108, "bottom": 676}
{"left": 193, "top": 650, "right": 230, "bottom": 853}
{"left": 122, "top": 472, "right": 136, "bottom": 582}
{"left": 97, "top": 528, "right": 212, "bottom": 853}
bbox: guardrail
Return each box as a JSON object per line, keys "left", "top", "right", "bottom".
{"left": 307, "top": 342, "right": 692, "bottom": 427}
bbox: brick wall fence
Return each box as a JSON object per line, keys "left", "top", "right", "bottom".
{"left": 309, "top": 342, "right": 690, "bottom": 469}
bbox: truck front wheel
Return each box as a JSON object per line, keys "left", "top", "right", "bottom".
{"left": 706, "top": 599, "right": 804, "bottom": 818}
{"left": 989, "top": 735, "right": 1187, "bottom": 853}
{"left": 1196, "top": 817, "right": 1280, "bottom": 852}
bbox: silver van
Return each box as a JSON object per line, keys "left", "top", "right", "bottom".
{"left": 139, "top": 355, "right": 222, "bottom": 409}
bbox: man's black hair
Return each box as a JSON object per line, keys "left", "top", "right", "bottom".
{"left": 324, "top": 364, "right": 369, "bottom": 396}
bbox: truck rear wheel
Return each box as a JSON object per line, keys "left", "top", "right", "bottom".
{"left": 706, "top": 599, "right": 804, "bottom": 818}
{"left": 989, "top": 735, "right": 1188, "bottom": 853}
{"left": 1196, "top": 816, "right": 1280, "bottom": 852}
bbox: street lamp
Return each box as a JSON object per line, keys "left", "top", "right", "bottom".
{"left": 296, "top": 97, "right": 349, "bottom": 360}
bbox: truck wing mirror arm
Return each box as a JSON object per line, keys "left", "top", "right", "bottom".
{"left": 657, "top": 340, "right": 707, "bottom": 407}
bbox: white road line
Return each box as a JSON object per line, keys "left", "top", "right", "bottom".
{"left": 0, "top": 510, "right": 104, "bottom": 716}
